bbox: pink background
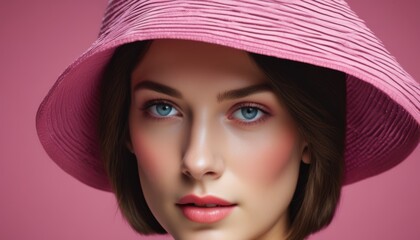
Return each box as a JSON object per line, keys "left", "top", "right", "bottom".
{"left": 0, "top": 0, "right": 419, "bottom": 239}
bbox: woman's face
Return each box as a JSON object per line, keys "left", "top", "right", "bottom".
{"left": 129, "top": 39, "right": 307, "bottom": 240}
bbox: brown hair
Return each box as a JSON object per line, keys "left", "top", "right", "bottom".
{"left": 250, "top": 54, "right": 346, "bottom": 239}
{"left": 99, "top": 41, "right": 346, "bottom": 240}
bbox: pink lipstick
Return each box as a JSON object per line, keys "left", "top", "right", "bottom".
{"left": 176, "top": 195, "right": 236, "bottom": 223}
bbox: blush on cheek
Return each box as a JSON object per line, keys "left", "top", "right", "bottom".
{"left": 136, "top": 150, "right": 161, "bottom": 180}
{"left": 132, "top": 136, "right": 176, "bottom": 181}
{"left": 233, "top": 131, "right": 299, "bottom": 185}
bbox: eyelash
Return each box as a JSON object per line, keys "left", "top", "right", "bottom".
{"left": 140, "top": 99, "right": 271, "bottom": 125}
{"left": 227, "top": 103, "right": 270, "bottom": 126}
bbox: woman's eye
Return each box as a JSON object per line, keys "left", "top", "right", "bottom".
{"left": 147, "top": 102, "right": 179, "bottom": 117}
{"left": 231, "top": 106, "right": 266, "bottom": 122}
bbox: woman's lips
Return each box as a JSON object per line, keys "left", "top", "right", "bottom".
{"left": 176, "top": 195, "right": 236, "bottom": 223}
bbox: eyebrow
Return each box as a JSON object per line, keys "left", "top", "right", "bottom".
{"left": 217, "top": 83, "right": 272, "bottom": 102}
{"left": 133, "top": 80, "right": 272, "bottom": 101}
{"left": 133, "top": 80, "right": 183, "bottom": 98}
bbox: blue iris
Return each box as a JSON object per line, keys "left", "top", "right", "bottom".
{"left": 241, "top": 107, "right": 258, "bottom": 120}
{"left": 155, "top": 103, "right": 173, "bottom": 116}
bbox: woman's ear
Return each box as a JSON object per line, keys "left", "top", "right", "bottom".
{"left": 126, "top": 139, "right": 134, "bottom": 153}
{"left": 301, "top": 144, "right": 311, "bottom": 164}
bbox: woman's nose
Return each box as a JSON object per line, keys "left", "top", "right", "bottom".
{"left": 181, "top": 116, "right": 225, "bottom": 181}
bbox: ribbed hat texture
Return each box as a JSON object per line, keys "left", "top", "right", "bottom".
{"left": 37, "top": 0, "right": 419, "bottom": 191}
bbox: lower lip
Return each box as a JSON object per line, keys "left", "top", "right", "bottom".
{"left": 178, "top": 205, "right": 235, "bottom": 223}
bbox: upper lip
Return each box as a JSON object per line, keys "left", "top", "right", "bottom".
{"left": 176, "top": 194, "right": 235, "bottom": 207}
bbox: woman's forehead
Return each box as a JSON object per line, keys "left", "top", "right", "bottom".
{"left": 133, "top": 39, "right": 266, "bottom": 78}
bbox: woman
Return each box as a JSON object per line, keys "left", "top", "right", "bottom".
{"left": 36, "top": 1, "right": 419, "bottom": 239}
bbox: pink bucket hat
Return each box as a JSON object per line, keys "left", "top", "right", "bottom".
{"left": 37, "top": 0, "right": 419, "bottom": 191}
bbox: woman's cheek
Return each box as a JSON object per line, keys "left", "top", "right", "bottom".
{"left": 227, "top": 125, "right": 300, "bottom": 185}
{"left": 131, "top": 124, "right": 181, "bottom": 181}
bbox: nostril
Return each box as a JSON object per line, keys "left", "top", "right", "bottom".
{"left": 182, "top": 168, "right": 192, "bottom": 178}
{"left": 181, "top": 163, "right": 221, "bottom": 181}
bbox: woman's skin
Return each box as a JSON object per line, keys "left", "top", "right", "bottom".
{"left": 128, "top": 39, "right": 310, "bottom": 240}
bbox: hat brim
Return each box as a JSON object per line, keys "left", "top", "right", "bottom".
{"left": 36, "top": 0, "right": 420, "bottom": 191}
